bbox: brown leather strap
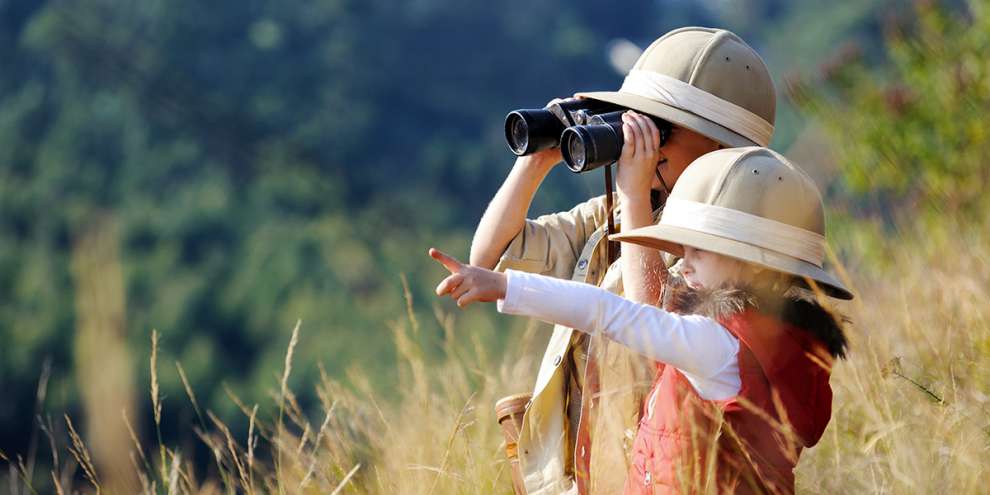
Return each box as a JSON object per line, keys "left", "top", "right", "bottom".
{"left": 604, "top": 164, "right": 619, "bottom": 266}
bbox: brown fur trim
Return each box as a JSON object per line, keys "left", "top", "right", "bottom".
{"left": 662, "top": 274, "right": 850, "bottom": 359}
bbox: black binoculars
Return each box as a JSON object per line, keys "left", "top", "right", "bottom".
{"left": 504, "top": 98, "right": 672, "bottom": 173}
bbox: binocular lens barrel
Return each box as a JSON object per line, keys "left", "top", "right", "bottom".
{"left": 561, "top": 111, "right": 625, "bottom": 173}
{"left": 504, "top": 99, "right": 670, "bottom": 171}
{"left": 504, "top": 110, "right": 566, "bottom": 156}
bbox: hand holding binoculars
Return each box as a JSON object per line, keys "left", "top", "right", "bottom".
{"left": 504, "top": 98, "right": 672, "bottom": 173}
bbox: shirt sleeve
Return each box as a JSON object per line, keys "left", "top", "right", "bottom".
{"left": 493, "top": 195, "right": 610, "bottom": 280}
{"left": 498, "top": 269, "right": 739, "bottom": 383}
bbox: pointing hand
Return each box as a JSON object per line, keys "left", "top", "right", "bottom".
{"left": 429, "top": 248, "right": 507, "bottom": 308}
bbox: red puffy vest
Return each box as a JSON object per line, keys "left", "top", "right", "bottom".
{"left": 623, "top": 308, "right": 835, "bottom": 494}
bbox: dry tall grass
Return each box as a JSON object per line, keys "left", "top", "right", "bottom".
{"left": 2, "top": 220, "right": 989, "bottom": 494}
{"left": 795, "top": 220, "right": 990, "bottom": 493}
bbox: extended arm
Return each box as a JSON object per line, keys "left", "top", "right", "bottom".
{"left": 498, "top": 270, "right": 737, "bottom": 380}
{"left": 428, "top": 249, "right": 739, "bottom": 398}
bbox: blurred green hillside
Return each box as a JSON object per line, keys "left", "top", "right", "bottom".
{"left": 0, "top": 0, "right": 925, "bottom": 476}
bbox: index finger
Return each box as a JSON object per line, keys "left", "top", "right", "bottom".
{"left": 429, "top": 248, "right": 464, "bottom": 274}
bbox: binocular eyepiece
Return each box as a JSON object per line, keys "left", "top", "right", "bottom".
{"left": 504, "top": 98, "right": 672, "bottom": 173}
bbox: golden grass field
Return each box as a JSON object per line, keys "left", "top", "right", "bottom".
{"left": 4, "top": 215, "right": 987, "bottom": 494}
{"left": 3, "top": 1, "right": 988, "bottom": 493}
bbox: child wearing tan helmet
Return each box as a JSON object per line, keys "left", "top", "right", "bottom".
{"left": 429, "top": 146, "right": 851, "bottom": 494}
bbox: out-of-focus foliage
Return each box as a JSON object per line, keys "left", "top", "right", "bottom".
{"left": 792, "top": 0, "right": 990, "bottom": 221}
{"left": 0, "top": 0, "right": 706, "bottom": 459}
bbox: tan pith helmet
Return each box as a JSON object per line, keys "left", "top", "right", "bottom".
{"left": 577, "top": 27, "right": 776, "bottom": 148}
{"left": 611, "top": 147, "right": 853, "bottom": 300}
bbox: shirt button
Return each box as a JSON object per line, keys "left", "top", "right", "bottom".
{"left": 553, "top": 355, "right": 562, "bottom": 366}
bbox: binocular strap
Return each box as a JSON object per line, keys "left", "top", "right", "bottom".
{"left": 604, "top": 164, "right": 619, "bottom": 266}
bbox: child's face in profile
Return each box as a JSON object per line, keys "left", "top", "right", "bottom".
{"left": 680, "top": 246, "right": 751, "bottom": 290}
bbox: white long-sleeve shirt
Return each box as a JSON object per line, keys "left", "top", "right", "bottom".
{"left": 498, "top": 269, "right": 741, "bottom": 400}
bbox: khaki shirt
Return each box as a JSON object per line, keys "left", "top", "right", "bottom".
{"left": 495, "top": 195, "right": 660, "bottom": 495}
